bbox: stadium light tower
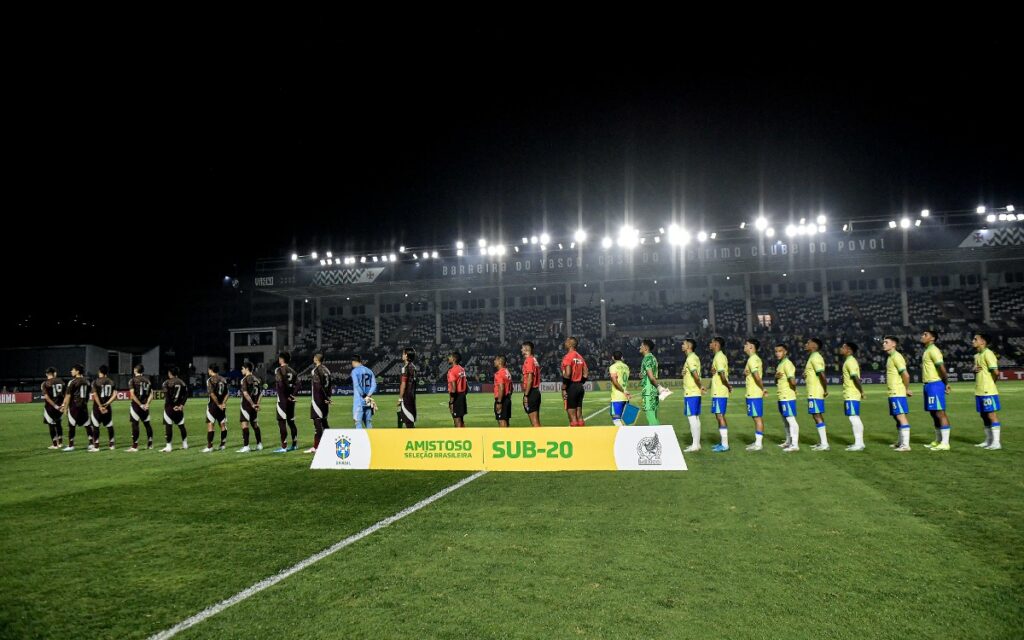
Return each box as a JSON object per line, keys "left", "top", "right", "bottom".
{"left": 601, "top": 236, "right": 613, "bottom": 249}
{"left": 697, "top": 231, "right": 708, "bottom": 242}
{"left": 977, "top": 206, "right": 987, "bottom": 214}
{"left": 431, "top": 251, "right": 439, "bottom": 259}
{"left": 530, "top": 235, "right": 538, "bottom": 244}
{"left": 291, "top": 253, "right": 298, "bottom": 261}
{"left": 456, "top": 240, "right": 465, "bottom": 250}
{"left": 1008, "top": 205, "right": 1016, "bottom": 212}
{"left": 816, "top": 214, "right": 827, "bottom": 225}
{"left": 755, "top": 216, "right": 768, "bottom": 231}
{"left": 389, "top": 253, "right": 397, "bottom": 262}
{"left": 987, "top": 214, "right": 997, "bottom": 222}
{"left": 785, "top": 224, "right": 797, "bottom": 237}
{"left": 326, "top": 251, "right": 333, "bottom": 258}
{"left": 900, "top": 217, "right": 911, "bottom": 229}
{"left": 311, "top": 251, "right": 318, "bottom": 260}
{"left": 574, "top": 228, "right": 587, "bottom": 243}
{"left": 765, "top": 227, "right": 776, "bottom": 238}
{"left": 921, "top": 209, "right": 930, "bottom": 217}
{"left": 539, "top": 232, "right": 551, "bottom": 245}
{"left": 888, "top": 220, "right": 897, "bottom": 228}
{"left": 617, "top": 224, "right": 639, "bottom": 248}
{"left": 478, "top": 238, "right": 487, "bottom": 248}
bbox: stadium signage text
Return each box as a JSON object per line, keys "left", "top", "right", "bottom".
{"left": 310, "top": 426, "right": 687, "bottom": 471}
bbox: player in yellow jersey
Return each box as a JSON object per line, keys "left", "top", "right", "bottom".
{"left": 774, "top": 344, "right": 799, "bottom": 451}
{"left": 743, "top": 339, "right": 767, "bottom": 451}
{"left": 972, "top": 333, "right": 1002, "bottom": 450}
{"left": 608, "top": 351, "right": 631, "bottom": 427}
{"left": 803, "top": 337, "right": 830, "bottom": 451}
{"left": 840, "top": 342, "right": 867, "bottom": 451}
{"left": 709, "top": 336, "right": 732, "bottom": 452}
{"left": 920, "top": 330, "right": 952, "bottom": 451}
{"left": 883, "top": 335, "right": 913, "bottom": 451}
{"left": 681, "top": 339, "right": 705, "bottom": 452}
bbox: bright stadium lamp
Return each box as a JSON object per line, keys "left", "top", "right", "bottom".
{"left": 765, "top": 227, "right": 776, "bottom": 238}
{"left": 478, "top": 238, "right": 487, "bottom": 248}
{"left": 326, "top": 251, "right": 333, "bottom": 258}
{"left": 755, "top": 216, "right": 768, "bottom": 231}
{"left": 915, "top": 219, "right": 922, "bottom": 227}
{"left": 389, "top": 253, "right": 397, "bottom": 262}
{"left": 900, "top": 217, "right": 911, "bottom": 229}
{"left": 311, "top": 251, "right": 318, "bottom": 260}
{"left": 986, "top": 214, "right": 997, "bottom": 222}
{"left": 522, "top": 236, "right": 528, "bottom": 244}
{"left": 807, "top": 225, "right": 818, "bottom": 236}
{"left": 456, "top": 240, "right": 465, "bottom": 250}
{"left": 920, "top": 209, "right": 930, "bottom": 217}
{"left": 977, "top": 206, "right": 986, "bottom": 214}
{"left": 291, "top": 253, "right": 298, "bottom": 261}
{"left": 399, "top": 246, "right": 406, "bottom": 253}
{"left": 574, "top": 228, "right": 587, "bottom": 243}
{"left": 653, "top": 237, "right": 660, "bottom": 244}
{"left": 456, "top": 249, "right": 464, "bottom": 257}
{"left": 1008, "top": 205, "right": 1016, "bottom": 212}
{"left": 360, "top": 257, "right": 366, "bottom": 263}
{"left": 539, "top": 244, "right": 547, "bottom": 251}
{"left": 888, "top": 220, "right": 898, "bottom": 229}
{"left": 601, "top": 236, "right": 613, "bottom": 249}
{"left": 412, "top": 253, "right": 418, "bottom": 260}
{"left": 530, "top": 235, "right": 538, "bottom": 244}
{"left": 431, "top": 251, "right": 439, "bottom": 259}
{"left": 617, "top": 224, "right": 639, "bottom": 248}
{"left": 816, "top": 214, "right": 827, "bottom": 225}
{"left": 496, "top": 245, "right": 506, "bottom": 256}
{"left": 785, "top": 224, "right": 797, "bottom": 237}
{"left": 817, "top": 224, "right": 826, "bottom": 233}
{"left": 319, "top": 259, "right": 326, "bottom": 266}
{"left": 539, "top": 232, "right": 551, "bottom": 245}
{"left": 710, "top": 232, "right": 717, "bottom": 239}
{"left": 697, "top": 231, "right": 708, "bottom": 242}
{"left": 739, "top": 222, "right": 746, "bottom": 229}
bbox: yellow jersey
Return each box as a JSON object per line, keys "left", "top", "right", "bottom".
{"left": 609, "top": 361, "right": 630, "bottom": 403}
{"left": 842, "top": 355, "right": 862, "bottom": 401}
{"left": 710, "top": 351, "right": 730, "bottom": 398}
{"left": 682, "top": 352, "right": 702, "bottom": 397}
{"left": 776, "top": 357, "right": 796, "bottom": 401}
{"left": 921, "top": 344, "right": 944, "bottom": 384}
{"left": 886, "top": 351, "right": 908, "bottom": 397}
{"left": 804, "top": 352, "right": 826, "bottom": 400}
{"left": 974, "top": 348, "right": 999, "bottom": 397}
{"left": 745, "top": 354, "right": 764, "bottom": 398}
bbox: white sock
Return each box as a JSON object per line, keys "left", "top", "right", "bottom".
{"left": 850, "top": 416, "right": 864, "bottom": 446}
{"left": 817, "top": 423, "right": 828, "bottom": 446}
{"left": 688, "top": 416, "right": 701, "bottom": 446}
{"left": 983, "top": 427, "right": 993, "bottom": 445}
{"left": 755, "top": 430, "right": 763, "bottom": 446}
{"left": 941, "top": 426, "right": 950, "bottom": 445}
{"left": 719, "top": 427, "right": 728, "bottom": 448}
{"left": 991, "top": 423, "right": 1001, "bottom": 446}
{"left": 612, "top": 418, "right": 624, "bottom": 427}
{"left": 788, "top": 420, "right": 799, "bottom": 447}
{"left": 899, "top": 426, "right": 910, "bottom": 447}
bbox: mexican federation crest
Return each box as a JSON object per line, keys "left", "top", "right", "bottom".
{"left": 335, "top": 434, "right": 352, "bottom": 460}
{"left": 637, "top": 433, "right": 662, "bottom": 465}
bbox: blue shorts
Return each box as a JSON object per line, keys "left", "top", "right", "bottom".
{"left": 610, "top": 401, "right": 627, "bottom": 419}
{"left": 976, "top": 395, "right": 1001, "bottom": 413}
{"left": 746, "top": 398, "right": 764, "bottom": 418}
{"left": 711, "top": 397, "right": 728, "bottom": 415}
{"left": 844, "top": 400, "right": 861, "bottom": 416}
{"left": 778, "top": 400, "right": 797, "bottom": 418}
{"left": 807, "top": 399, "right": 825, "bottom": 415}
{"left": 684, "top": 396, "right": 702, "bottom": 416}
{"left": 889, "top": 396, "right": 909, "bottom": 416}
{"left": 924, "top": 381, "right": 946, "bottom": 411}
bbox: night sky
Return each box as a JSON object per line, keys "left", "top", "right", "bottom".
{"left": 5, "top": 37, "right": 1020, "bottom": 352}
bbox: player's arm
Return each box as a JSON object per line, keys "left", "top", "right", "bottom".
{"left": 582, "top": 361, "right": 589, "bottom": 381}
{"left": 937, "top": 360, "right": 950, "bottom": 391}
{"left": 104, "top": 389, "right": 116, "bottom": 409}
{"left": 852, "top": 371, "right": 865, "bottom": 399}
{"left": 242, "top": 387, "right": 255, "bottom": 406}
{"left": 129, "top": 388, "right": 138, "bottom": 405}
{"left": 690, "top": 367, "right": 704, "bottom": 394}
{"left": 42, "top": 384, "right": 57, "bottom": 410}
{"left": 398, "top": 374, "right": 407, "bottom": 405}
{"left": 561, "top": 364, "right": 571, "bottom": 396}
{"left": 753, "top": 370, "right": 764, "bottom": 394}
{"left": 208, "top": 383, "right": 217, "bottom": 405}
{"left": 645, "top": 366, "right": 658, "bottom": 387}
{"left": 901, "top": 368, "right": 912, "bottom": 396}
{"left": 143, "top": 387, "right": 153, "bottom": 408}
{"left": 290, "top": 373, "right": 300, "bottom": 400}
{"left": 323, "top": 372, "right": 333, "bottom": 402}
{"left": 717, "top": 369, "right": 732, "bottom": 393}
{"left": 816, "top": 364, "right": 828, "bottom": 397}
{"left": 61, "top": 386, "right": 70, "bottom": 410}
{"left": 367, "top": 374, "right": 377, "bottom": 398}
{"left": 522, "top": 369, "right": 533, "bottom": 398}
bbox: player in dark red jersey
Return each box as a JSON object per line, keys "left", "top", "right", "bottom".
{"left": 41, "top": 367, "right": 65, "bottom": 449}
{"left": 397, "top": 348, "right": 417, "bottom": 428}
{"left": 493, "top": 355, "right": 513, "bottom": 427}
{"left": 521, "top": 341, "right": 542, "bottom": 426}
{"left": 62, "top": 364, "right": 91, "bottom": 451}
{"left": 308, "top": 353, "right": 332, "bottom": 453}
{"left": 159, "top": 366, "right": 189, "bottom": 452}
{"left": 274, "top": 351, "right": 300, "bottom": 452}
{"left": 128, "top": 364, "right": 154, "bottom": 451}
{"left": 90, "top": 364, "right": 117, "bottom": 450}
{"left": 561, "top": 337, "right": 590, "bottom": 426}
{"left": 237, "top": 360, "right": 263, "bottom": 452}
{"left": 447, "top": 351, "right": 468, "bottom": 428}
{"left": 203, "top": 364, "right": 229, "bottom": 452}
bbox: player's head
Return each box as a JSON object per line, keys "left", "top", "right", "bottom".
{"left": 841, "top": 342, "right": 859, "bottom": 357}
{"left": 241, "top": 360, "right": 253, "bottom": 375}
{"left": 882, "top": 335, "right": 899, "bottom": 352}
{"left": 972, "top": 333, "right": 991, "bottom": 350}
{"left": 805, "top": 337, "right": 822, "bottom": 352}
{"left": 71, "top": 364, "right": 84, "bottom": 377}
{"left": 564, "top": 336, "right": 578, "bottom": 351}
{"left": 612, "top": 350, "right": 623, "bottom": 362}
{"left": 350, "top": 354, "right": 363, "bottom": 367}
{"left": 208, "top": 364, "right": 219, "bottom": 375}
{"left": 744, "top": 338, "right": 760, "bottom": 354}
{"left": 640, "top": 339, "right": 654, "bottom": 354}
{"left": 494, "top": 354, "right": 506, "bottom": 368}
{"left": 521, "top": 341, "right": 535, "bottom": 356}
{"left": 774, "top": 344, "right": 788, "bottom": 360}
{"left": 921, "top": 330, "right": 937, "bottom": 345}
{"left": 710, "top": 337, "right": 724, "bottom": 352}
{"left": 277, "top": 351, "right": 290, "bottom": 366}
{"left": 448, "top": 351, "right": 461, "bottom": 365}
{"left": 45, "top": 366, "right": 57, "bottom": 378}
{"left": 402, "top": 348, "right": 416, "bottom": 363}
{"left": 682, "top": 338, "right": 696, "bottom": 354}
{"left": 98, "top": 364, "right": 109, "bottom": 377}
{"left": 313, "top": 353, "right": 323, "bottom": 365}
{"left": 167, "top": 366, "right": 180, "bottom": 378}
{"left": 133, "top": 364, "right": 144, "bottom": 374}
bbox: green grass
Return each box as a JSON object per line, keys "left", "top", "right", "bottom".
{"left": 1, "top": 383, "right": 1021, "bottom": 639}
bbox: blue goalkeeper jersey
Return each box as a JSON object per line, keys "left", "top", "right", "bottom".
{"left": 351, "top": 365, "right": 377, "bottom": 402}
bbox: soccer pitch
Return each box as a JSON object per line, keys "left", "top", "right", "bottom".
{"left": 1, "top": 383, "right": 1021, "bottom": 640}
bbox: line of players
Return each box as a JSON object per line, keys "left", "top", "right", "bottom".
{"left": 38, "top": 332, "right": 1004, "bottom": 453}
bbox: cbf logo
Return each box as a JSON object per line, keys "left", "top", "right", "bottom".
{"left": 335, "top": 435, "right": 352, "bottom": 461}
{"left": 637, "top": 433, "right": 662, "bottom": 466}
